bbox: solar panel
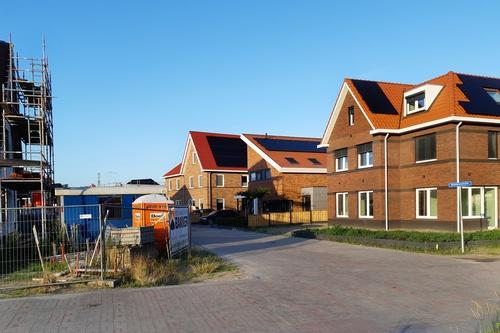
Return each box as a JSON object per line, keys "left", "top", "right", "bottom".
{"left": 350, "top": 79, "right": 399, "bottom": 115}
{"left": 255, "top": 138, "right": 326, "bottom": 153}
{"left": 457, "top": 74, "right": 500, "bottom": 116}
{"left": 206, "top": 136, "right": 247, "bottom": 168}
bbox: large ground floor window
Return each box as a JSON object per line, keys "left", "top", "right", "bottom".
{"left": 358, "top": 191, "right": 373, "bottom": 218}
{"left": 416, "top": 188, "right": 437, "bottom": 219}
{"left": 461, "top": 187, "right": 497, "bottom": 228}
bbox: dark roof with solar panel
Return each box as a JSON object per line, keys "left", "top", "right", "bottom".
{"left": 206, "top": 136, "right": 247, "bottom": 168}
{"left": 350, "top": 79, "right": 399, "bottom": 115}
{"left": 457, "top": 74, "right": 500, "bottom": 116}
{"left": 255, "top": 138, "right": 326, "bottom": 153}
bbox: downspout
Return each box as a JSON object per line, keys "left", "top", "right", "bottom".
{"left": 456, "top": 122, "right": 463, "bottom": 232}
{"left": 208, "top": 171, "right": 213, "bottom": 209}
{"left": 384, "top": 133, "right": 389, "bottom": 231}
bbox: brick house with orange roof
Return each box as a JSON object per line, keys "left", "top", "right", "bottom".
{"left": 241, "top": 134, "right": 327, "bottom": 213}
{"left": 321, "top": 71, "right": 500, "bottom": 231}
{"left": 163, "top": 131, "right": 248, "bottom": 211}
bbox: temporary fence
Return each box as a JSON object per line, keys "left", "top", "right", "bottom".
{"left": 0, "top": 205, "right": 105, "bottom": 287}
{"left": 248, "top": 210, "right": 328, "bottom": 227}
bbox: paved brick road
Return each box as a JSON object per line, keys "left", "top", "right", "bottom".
{"left": 1, "top": 226, "right": 499, "bottom": 332}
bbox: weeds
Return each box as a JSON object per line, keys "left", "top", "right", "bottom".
{"left": 472, "top": 294, "right": 500, "bottom": 333}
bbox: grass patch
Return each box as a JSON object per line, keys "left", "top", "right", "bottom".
{"left": 312, "top": 225, "right": 500, "bottom": 243}
{"left": 473, "top": 295, "right": 500, "bottom": 333}
{"left": 119, "top": 247, "right": 237, "bottom": 287}
{"left": 293, "top": 226, "right": 500, "bottom": 255}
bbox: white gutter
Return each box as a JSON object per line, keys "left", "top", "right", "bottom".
{"left": 384, "top": 133, "right": 389, "bottom": 231}
{"left": 456, "top": 122, "right": 463, "bottom": 233}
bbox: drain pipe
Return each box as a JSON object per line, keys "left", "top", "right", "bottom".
{"left": 456, "top": 122, "right": 463, "bottom": 232}
{"left": 384, "top": 133, "right": 390, "bottom": 231}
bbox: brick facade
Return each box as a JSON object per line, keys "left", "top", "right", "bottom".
{"left": 247, "top": 142, "right": 327, "bottom": 212}
{"left": 165, "top": 141, "right": 248, "bottom": 210}
{"left": 327, "top": 91, "right": 500, "bottom": 231}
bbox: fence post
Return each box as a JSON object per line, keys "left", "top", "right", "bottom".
{"left": 310, "top": 210, "right": 313, "bottom": 224}
{"left": 289, "top": 210, "right": 292, "bottom": 224}
{"left": 268, "top": 212, "right": 271, "bottom": 226}
{"left": 99, "top": 205, "right": 106, "bottom": 281}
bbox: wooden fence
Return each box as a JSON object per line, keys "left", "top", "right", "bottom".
{"left": 248, "top": 210, "right": 328, "bottom": 227}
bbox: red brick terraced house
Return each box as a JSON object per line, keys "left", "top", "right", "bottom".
{"left": 163, "top": 131, "right": 248, "bottom": 211}
{"left": 320, "top": 71, "right": 500, "bottom": 231}
{"left": 240, "top": 134, "right": 327, "bottom": 213}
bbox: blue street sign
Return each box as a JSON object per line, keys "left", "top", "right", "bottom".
{"left": 448, "top": 181, "right": 473, "bottom": 188}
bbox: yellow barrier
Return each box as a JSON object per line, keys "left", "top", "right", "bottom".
{"left": 248, "top": 210, "right": 328, "bottom": 227}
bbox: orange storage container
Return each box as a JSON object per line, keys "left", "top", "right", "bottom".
{"left": 132, "top": 194, "right": 173, "bottom": 250}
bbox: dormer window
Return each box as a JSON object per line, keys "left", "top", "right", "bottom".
{"left": 285, "top": 157, "right": 299, "bottom": 165}
{"left": 403, "top": 84, "right": 443, "bottom": 116}
{"left": 486, "top": 88, "right": 500, "bottom": 104}
{"left": 406, "top": 93, "right": 426, "bottom": 114}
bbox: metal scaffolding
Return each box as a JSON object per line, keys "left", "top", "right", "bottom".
{"left": 0, "top": 37, "right": 54, "bottom": 233}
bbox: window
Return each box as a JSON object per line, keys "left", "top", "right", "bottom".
{"left": 175, "top": 179, "right": 180, "bottom": 190}
{"left": 215, "top": 174, "right": 224, "bottom": 187}
{"left": 249, "top": 169, "right": 271, "bottom": 182}
{"left": 198, "top": 199, "right": 204, "bottom": 209}
{"left": 358, "top": 191, "right": 373, "bottom": 218}
{"left": 168, "top": 180, "right": 172, "bottom": 191}
{"left": 335, "top": 148, "right": 348, "bottom": 171}
{"left": 192, "top": 152, "right": 197, "bottom": 164}
{"left": 406, "top": 92, "right": 425, "bottom": 114}
{"left": 175, "top": 200, "right": 181, "bottom": 205}
{"left": 488, "top": 131, "right": 498, "bottom": 159}
{"left": 415, "top": 134, "right": 436, "bottom": 162}
{"left": 99, "top": 196, "right": 122, "bottom": 219}
{"left": 216, "top": 198, "right": 225, "bottom": 210}
{"left": 285, "top": 157, "right": 299, "bottom": 165}
{"left": 416, "top": 188, "right": 437, "bottom": 218}
{"left": 241, "top": 175, "right": 248, "bottom": 187}
{"left": 357, "top": 143, "right": 373, "bottom": 168}
{"left": 189, "top": 176, "right": 194, "bottom": 188}
{"left": 308, "top": 158, "right": 321, "bottom": 165}
{"left": 462, "top": 187, "right": 483, "bottom": 218}
{"left": 348, "top": 106, "right": 354, "bottom": 126}
{"left": 486, "top": 88, "right": 500, "bottom": 104}
{"left": 198, "top": 174, "right": 203, "bottom": 187}
{"left": 336, "top": 193, "right": 348, "bottom": 217}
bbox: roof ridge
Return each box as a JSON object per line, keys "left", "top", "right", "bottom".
{"left": 243, "top": 133, "right": 322, "bottom": 141}
{"left": 189, "top": 130, "right": 240, "bottom": 137}
{"left": 453, "top": 71, "right": 500, "bottom": 81}
{"left": 347, "top": 77, "right": 414, "bottom": 87}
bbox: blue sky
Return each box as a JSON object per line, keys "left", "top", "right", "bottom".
{"left": 2, "top": 1, "right": 500, "bottom": 186}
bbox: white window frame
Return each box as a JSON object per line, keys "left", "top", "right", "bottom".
{"left": 198, "top": 174, "right": 203, "bottom": 188}
{"left": 168, "top": 180, "right": 172, "bottom": 191}
{"left": 175, "top": 200, "right": 181, "bottom": 205}
{"left": 415, "top": 188, "right": 437, "bottom": 219}
{"left": 192, "top": 152, "right": 197, "bottom": 164}
{"left": 216, "top": 198, "right": 225, "bottom": 210}
{"left": 336, "top": 192, "right": 348, "bottom": 218}
{"left": 189, "top": 176, "right": 194, "bottom": 188}
{"left": 461, "top": 187, "right": 497, "bottom": 220}
{"left": 241, "top": 174, "right": 248, "bottom": 187}
{"left": 358, "top": 191, "right": 373, "bottom": 218}
{"left": 348, "top": 106, "right": 354, "bottom": 126}
{"left": 405, "top": 92, "right": 426, "bottom": 114}
{"left": 198, "top": 198, "right": 204, "bottom": 209}
{"left": 358, "top": 151, "right": 373, "bottom": 169}
{"left": 215, "top": 174, "right": 224, "bottom": 187}
{"left": 335, "top": 156, "right": 348, "bottom": 172}
{"left": 175, "top": 178, "right": 180, "bottom": 190}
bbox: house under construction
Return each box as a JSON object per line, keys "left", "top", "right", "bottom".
{"left": 0, "top": 38, "right": 54, "bottom": 212}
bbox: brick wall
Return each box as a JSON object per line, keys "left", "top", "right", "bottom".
{"left": 327, "top": 91, "right": 500, "bottom": 231}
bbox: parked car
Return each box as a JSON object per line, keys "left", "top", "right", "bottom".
{"left": 190, "top": 208, "right": 214, "bottom": 223}
{"left": 200, "top": 209, "right": 239, "bottom": 225}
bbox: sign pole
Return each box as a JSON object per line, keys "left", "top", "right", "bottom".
{"left": 459, "top": 187, "right": 465, "bottom": 253}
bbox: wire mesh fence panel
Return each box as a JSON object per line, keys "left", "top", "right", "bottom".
{"left": 0, "top": 205, "right": 102, "bottom": 287}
